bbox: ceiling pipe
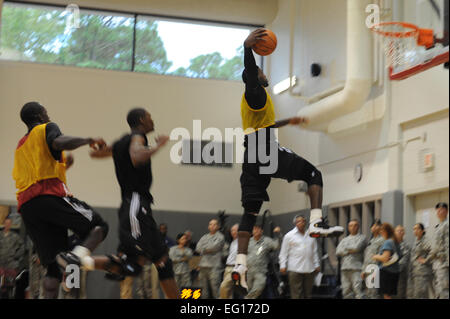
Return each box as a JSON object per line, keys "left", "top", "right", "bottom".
{"left": 297, "top": 0, "right": 373, "bottom": 132}
{"left": 286, "top": 0, "right": 345, "bottom": 102}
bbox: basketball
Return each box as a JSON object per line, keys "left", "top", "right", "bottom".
{"left": 252, "top": 29, "right": 277, "bottom": 56}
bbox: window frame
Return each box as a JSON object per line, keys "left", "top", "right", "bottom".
{"left": 1, "top": 0, "right": 265, "bottom": 78}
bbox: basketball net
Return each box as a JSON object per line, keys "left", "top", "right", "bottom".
{"left": 372, "top": 22, "right": 449, "bottom": 80}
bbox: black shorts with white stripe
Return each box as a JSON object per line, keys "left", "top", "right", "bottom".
{"left": 117, "top": 192, "right": 168, "bottom": 264}
{"left": 20, "top": 195, "right": 108, "bottom": 267}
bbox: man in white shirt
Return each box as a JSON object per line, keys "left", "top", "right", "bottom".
{"left": 279, "top": 215, "right": 320, "bottom": 299}
{"left": 219, "top": 224, "right": 239, "bottom": 299}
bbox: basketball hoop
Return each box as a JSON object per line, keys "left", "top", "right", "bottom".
{"left": 371, "top": 21, "right": 449, "bottom": 80}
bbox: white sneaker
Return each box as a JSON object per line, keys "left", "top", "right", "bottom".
{"left": 309, "top": 217, "right": 344, "bottom": 238}
{"left": 231, "top": 264, "right": 248, "bottom": 295}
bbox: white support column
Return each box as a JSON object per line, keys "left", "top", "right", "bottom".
{"left": 339, "top": 206, "right": 350, "bottom": 240}
{"left": 362, "top": 202, "right": 374, "bottom": 238}
{"left": 375, "top": 200, "right": 382, "bottom": 221}
{"left": 327, "top": 208, "right": 339, "bottom": 269}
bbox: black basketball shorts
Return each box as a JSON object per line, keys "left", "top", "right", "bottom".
{"left": 20, "top": 195, "right": 108, "bottom": 266}
{"left": 117, "top": 192, "right": 168, "bottom": 264}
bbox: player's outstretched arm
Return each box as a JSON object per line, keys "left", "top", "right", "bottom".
{"left": 273, "top": 116, "right": 308, "bottom": 128}
{"left": 129, "top": 134, "right": 169, "bottom": 167}
{"left": 53, "top": 135, "right": 106, "bottom": 151}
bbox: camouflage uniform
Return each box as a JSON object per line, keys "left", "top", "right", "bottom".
{"left": 169, "top": 246, "right": 193, "bottom": 289}
{"left": 394, "top": 240, "right": 411, "bottom": 299}
{"left": 409, "top": 235, "right": 433, "bottom": 299}
{"left": 336, "top": 234, "right": 367, "bottom": 299}
{"left": 430, "top": 220, "right": 449, "bottom": 299}
{"left": 119, "top": 262, "right": 159, "bottom": 299}
{"left": 361, "top": 236, "right": 384, "bottom": 299}
{"left": 27, "top": 240, "right": 45, "bottom": 299}
{"left": 196, "top": 232, "right": 225, "bottom": 299}
{"left": 135, "top": 260, "right": 157, "bottom": 299}
{"left": 60, "top": 270, "right": 87, "bottom": 299}
{"left": 245, "top": 235, "right": 280, "bottom": 299}
{"left": 0, "top": 230, "right": 24, "bottom": 270}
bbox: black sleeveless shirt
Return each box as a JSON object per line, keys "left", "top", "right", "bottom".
{"left": 112, "top": 133, "right": 153, "bottom": 203}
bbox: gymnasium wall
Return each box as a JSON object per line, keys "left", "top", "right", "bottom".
{"left": 267, "top": 0, "right": 391, "bottom": 212}
{"left": 1, "top": 0, "right": 448, "bottom": 221}
{"left": 267, "top": 0, "right": 449, "bottom": 220}
{"left": 0, "top": 0, "right": 281, "bottom": 214}
{"left": 0, "top": 61, "right": 247, "bottom": 213}
{"left": 393, "top": 69, "right": 449, "bottom": 195}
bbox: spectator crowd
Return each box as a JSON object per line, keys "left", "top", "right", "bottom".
{"left": 0, "top": 202, "right": 448, "bottom": 299}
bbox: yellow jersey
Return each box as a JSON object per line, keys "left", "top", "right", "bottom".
{"left": 13, "top": 123, "right": 67, "bottom": 196}
{"left": 241, "top": 88, "right": 275, "bottom": 134}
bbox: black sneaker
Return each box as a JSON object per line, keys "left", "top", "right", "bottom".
{"left": 104, "top": 255, "right": 127, "bottom": 281}
{"left": 231, "top": 264, "right": 248, "bottom": 295}
{"left": 56, "top": 251, "right": 81, "bottom": 271}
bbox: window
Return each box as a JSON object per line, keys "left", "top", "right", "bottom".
{"left": 62, "top": 10, "right": 135, "bottom": 71}
{"left": 0, "top": 1, "right": 260, "bottom": 80}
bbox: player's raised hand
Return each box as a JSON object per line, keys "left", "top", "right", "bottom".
{"left": 89, "top": 144, "right": 112, "bottom": 158}
{"left": 244, "top": 28, "right": 268, "bottom": 48}
{"left": 89, "top": 137, "right": 107, "bottom": 150}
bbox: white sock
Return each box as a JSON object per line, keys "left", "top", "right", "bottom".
{"left": 236, "top": 254, "right": 247, "bottom": 267}
{"left": 310, "top": 209, "right": 322, "bottom": 222}
{"left": 72, "top": 245, "right": 91, "bottom": 259}
{"left": 81, "top": 256, "right": 95, "bottom": 271}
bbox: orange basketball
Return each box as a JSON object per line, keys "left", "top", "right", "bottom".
{"left": 252, "top": 29, "right": 277, "bottom": 56}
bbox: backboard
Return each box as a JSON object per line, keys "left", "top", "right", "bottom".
{"left": 378, "top": 0, "right": 449, "bottom": 80}
{"left": 404, "top": 0, "right": 448, "bottom": 43}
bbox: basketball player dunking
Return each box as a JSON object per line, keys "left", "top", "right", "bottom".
{"left": 90, "top": 108, "right": 179, "bottom": 299}
{"left": 232, "top": 29, "right": 344, "bottom": 293}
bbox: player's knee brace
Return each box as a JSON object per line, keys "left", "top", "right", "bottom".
{"left": 156, "top": 257, "right": 174, "bottom": 281}
{"left": 238, "top": 213, "right": 257, "bottom": 233}
{"left": 243, "top": 201, "right": 262, "bottom": 215}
